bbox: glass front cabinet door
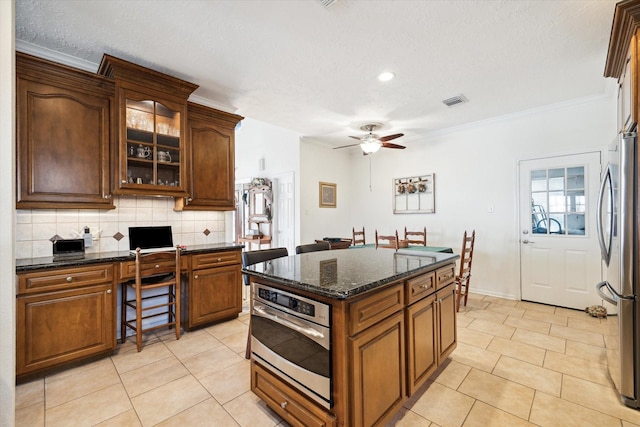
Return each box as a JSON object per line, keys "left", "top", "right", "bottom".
{"left": 120, "top": 92, "right": 186, "bottom": 196}
{"left": 118, "top": 91, "right": 186, "bottom": 196}
{"left": 98, "top": 54, "right": 198, "bottom": 198}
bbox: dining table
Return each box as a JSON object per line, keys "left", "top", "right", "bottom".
{"left": 349, "top": 244, "right": 454, "bottom": 253}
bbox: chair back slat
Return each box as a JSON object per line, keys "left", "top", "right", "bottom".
{"left": 404, "top": 226, "right": 427, "bottom": 246}
{"left": 135, "top": 248, "right": 181, "bottom": 287}
{"left": 352, "top": 227, "right": 366, "bottom": 246}
{"left": 455, "top": 230, "right": 476, "bottom": 311}
{"left": 375, "top": 230, "right": 399, "bottom": 250}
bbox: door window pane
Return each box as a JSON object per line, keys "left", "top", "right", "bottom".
{"left": 531, "top": 170, "right": 547, "bottom": 191}
{"left": 530, "top": 165, "right": 586, "bottom": 236}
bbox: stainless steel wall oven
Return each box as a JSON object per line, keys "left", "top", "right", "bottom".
{"left": 250, "top": 283, "right": 332, "bottom": 409}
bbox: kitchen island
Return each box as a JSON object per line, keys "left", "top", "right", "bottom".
{"left": 243, "top": 247, "right": 459, "bottom": 427}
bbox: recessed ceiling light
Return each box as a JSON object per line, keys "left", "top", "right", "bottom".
{"left": 378, "top": 72, "right": 395, "bottom": 82}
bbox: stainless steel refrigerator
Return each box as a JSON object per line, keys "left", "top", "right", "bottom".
{"left": 596, "top": 131, "right": 640, "bottom": 409}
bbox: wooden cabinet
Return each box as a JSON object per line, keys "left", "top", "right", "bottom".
{"left": 405, "top": 267, "right": 457, "bottom": 396}
{"left": 406, "top": 293, "right": 437, "bottom": 396}
{"left": 175, "top": 103, "right": 243, "bottom": 211}
{"left": 605, "top": 2, "right": 640, "bottom": 132}
{"left": 98, "top": 54, "right": 198, "bottom": 197}
{"left": 349, "top": 310, "right": 405, "bottom": 427}
{"left": 16, "top": 52, "right": 114, "bottom": 209}
{"left": 17, "top": 53, "right": 238, "bottom": 207}
{"left": 436, "top": 283, "right": 457, "bottom": 362}
{"left": 16, "top": 263, "right": 116, "bottom": 377}
{"left": 184, "top": 250, "right": 242, "bottom": 329}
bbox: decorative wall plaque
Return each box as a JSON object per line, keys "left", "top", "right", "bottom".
{"left": 393, "top": 173, "right": 434, "bottom": 214}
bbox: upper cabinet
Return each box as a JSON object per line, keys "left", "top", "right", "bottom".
{"left": 98, "top": 54, "right": 198, "bottom": 198}
{"left": 16, "top": 53, "right": 115, "bottom": 209}
{"left": 16, "top": 53, "right": 238, "bottom": 209}
{"left": 605, "top": 1, "right": 640, "bottom": 133}
{"left": 175, "top": 103, "right": 243, "bottom": 211}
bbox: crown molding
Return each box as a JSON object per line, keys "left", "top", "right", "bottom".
{"left": 15, "top": 40, "right": 98, "bottom": 72}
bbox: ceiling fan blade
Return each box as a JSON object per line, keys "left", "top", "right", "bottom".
{"left": 381, "top": 142, "right": 406, "bottom": 149}
{"left": 333, "top": 143, "right": 362, "bottom": 150}
{"left": 349, "top": 135, "right": 363, "bottom": 140}
{"left": 379, "top": 133, "right": 404, "bottom": 142}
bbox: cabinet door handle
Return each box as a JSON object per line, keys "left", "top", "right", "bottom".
{"left": 66, "top": 276, "right": 73, "bottom": 282}
{"left": 106, "top": 289, "right": 112, "bottom": 294}
{"left": 280, "top": 401, "right": 288, "bottom": 409}
{"left": 194, "top": 275, "right": 199, "bottom": 279}
{"left": 217, "top": 258, "right": 222, "bottom": 262}
{"left": 104, "top": 194, "right": 112, "bottom": 199}
{"left": 155, "top": 264, "right": 160, "bottom": 268}
{"left": 121, "top": 180, "right": 127, "bottom": 184}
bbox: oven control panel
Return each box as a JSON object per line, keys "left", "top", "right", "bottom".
{"left": 258, "top": 288, "right": 315, "bottom": 317}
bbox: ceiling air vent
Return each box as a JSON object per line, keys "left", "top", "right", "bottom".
{"left": 442, "top": 94, "right": 468, "bottom": 107}
{"left": 318, "top": 0, "right": 339, "bottom": 7}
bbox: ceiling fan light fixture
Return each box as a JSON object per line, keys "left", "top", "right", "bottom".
{"left": 377, "top": 71, "right": 395, "bottom": 82}
{"left": 361, "top": 140, "right": 382, "bottom": 154}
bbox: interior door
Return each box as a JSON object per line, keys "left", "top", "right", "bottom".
{"left": 519, "top": 152, "right": 603, "bottom": 310}
{"left": 274, "top": 172, "right": 295, "bottom": 255}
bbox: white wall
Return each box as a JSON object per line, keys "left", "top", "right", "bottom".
{"left": 298, "top": 93, "right": 617, "bottom": 300}
{"left": 234, "top": 117, "right": 302, "bottom": 246}
{"left": 299, "top": 139, "right": 353, "bottom": 244}
{"left": 1, "top": 1, "right": 16, "bottom": 425}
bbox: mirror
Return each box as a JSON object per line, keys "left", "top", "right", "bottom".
{"left": 253, "top": 192, "right": 265, "bottom": 216}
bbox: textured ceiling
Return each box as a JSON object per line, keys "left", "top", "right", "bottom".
{"left": 15, "top": 0, "right": 619, "bottom": 147}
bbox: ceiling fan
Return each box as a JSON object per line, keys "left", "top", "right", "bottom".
{"left": 334, "top": 123, "right": 405, "bottom": 154}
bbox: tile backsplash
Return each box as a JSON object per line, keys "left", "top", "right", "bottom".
{"left": 16, "top": 196, "right": 229, "bottom": 259}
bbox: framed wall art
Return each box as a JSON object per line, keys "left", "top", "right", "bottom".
{"left": 319, "top": 182, "right": 337, "bottom": 208}
{"left": 393, "top": 174, "right": 435, "bottom": 214}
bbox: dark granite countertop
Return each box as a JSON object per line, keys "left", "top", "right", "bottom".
{"left": 242, "top": 247, "right": 459, "bottom": 299}
{"left": 16, "top": 242, "right": 244, "bottom": 272}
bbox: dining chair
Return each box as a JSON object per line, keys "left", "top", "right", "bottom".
{"left": 241, "top": 247, "right": 289, "bottom": 358}
{"left": 404, "top": 226, "right": 427, "bottom": 246}
{"left": 296, "top": 241, "right": 331, "bottom": 254}
{"left": 352, "top": 227, "right": 366, "bottom": 246}
{"left": 455, "top": 230, "right": 476, "bottom": 312}
{"left": 375, "top": 229, "right": 399, "bottom": 250}
{"left": 121, "top": 246, "right": 182, "bottom": 352}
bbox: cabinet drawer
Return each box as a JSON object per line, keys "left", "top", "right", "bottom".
{"left": 436, "top": 264, "right": 455, "bottom": 290}
{"left": 252, "top": 361, "right": 336, "bottom": 427}
{"left": 406, "top": 271, "right": 435, "bottom": 304}
{"left": 191, "top": 250, "right": 241, "bottom": 269}
{"left": 348, "top": 284, "right": 404, "bottom": 336}
{"left": 18, "top": 264, "right": 114, "bottom": 295}
{"left": 119, "top": 256, "right": 188, "bottom": 280}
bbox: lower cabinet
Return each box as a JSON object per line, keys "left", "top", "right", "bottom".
{"left": 349, "top": 310, "right": 405, "bottom": 427}
{"left": 437, "top": 283, "right": 457, "bottom": 361}
{"left": 16, "top": 264, "right": 116, "bottom": 378}
{"left": 184, "top": 250, "right": 242, "bottom": 329}
{"left": 406, "top": 293, "right": 438, "bottom": 396}
{"left": 406, "top": 282, "right": 457, "bottom": 396}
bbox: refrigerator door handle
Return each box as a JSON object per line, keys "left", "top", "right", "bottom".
{"left": 596, "top": 281, "right": 619, "bottom": 305}
{"left": 596, "top": 165, "right": 612, "bottom": 266}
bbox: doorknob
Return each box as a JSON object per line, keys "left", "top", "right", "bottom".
{"left": 522, "top": 229, "right": 529, "bottom": 235}
{"left": 522, "top": 239, "right": 534, "bottom": 244}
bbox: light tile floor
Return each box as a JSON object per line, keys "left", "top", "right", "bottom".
{"left": 15, "top": 294, "right": 640, "bottom": 426}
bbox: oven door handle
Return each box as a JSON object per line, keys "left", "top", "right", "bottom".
{"left": 253, "top": 304, "right": 329, "bottom": 348}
